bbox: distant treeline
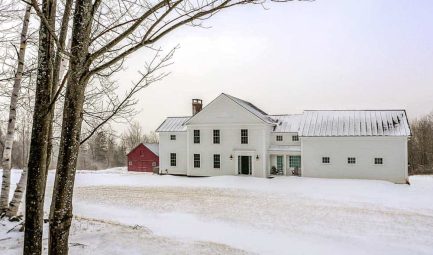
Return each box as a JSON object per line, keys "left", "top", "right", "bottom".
{"left": 409, "top": 113, "right": 433, "bottom": 175}
{"left": 0, "top": 121, "right": 158, "bottom": 170}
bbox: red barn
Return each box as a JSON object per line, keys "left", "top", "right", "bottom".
{"left": 127, "top": 143, "right": 159, "bottom": 172}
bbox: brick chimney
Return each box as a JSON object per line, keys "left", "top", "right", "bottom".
{"left": 192, "top": 99, "right": 203, "bottom": 115}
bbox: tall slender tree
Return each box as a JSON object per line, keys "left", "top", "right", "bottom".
{"left": 0, "top": 4, "right": 32, "bottom": 214}
{"left": 24, "top": 0, "right": 57, "bottom": 253}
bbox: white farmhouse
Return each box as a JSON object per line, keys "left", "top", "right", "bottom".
{"left": 156, "top": 93, "right": 411, "bottom": 183}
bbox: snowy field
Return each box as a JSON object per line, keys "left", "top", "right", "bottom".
{"left": 1, "top": 168, "right": 433, "bottom": 255}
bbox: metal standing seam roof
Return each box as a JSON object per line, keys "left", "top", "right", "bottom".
{"left": 143, "top": 143, "right": 159, "bottom": 156}
{"left": 269, "top": 114, "right": 303, "bottom": 133}
{"left": 223, "top": 93, "right": 276, "bottom": 124}
{"left": 155, "top": 116, "right": 190, "bottom": 132}
{"left": 298, "top": 110, "right": 411, "bottom": 137}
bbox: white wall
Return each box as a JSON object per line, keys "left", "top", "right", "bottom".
{"left": 159, "top": 132, "right": 187, "bottom": 175}
{"left": 301, "top": 137, "right": 408, "bottom": 183}
{"left": 270, "top": 132, "right": 301, "bottom": 146}
{"left": 186, "top": 124, "right": 270, "bottom": 177}
{"left": 186, "top": 94, "right": 272, "bottom": 177}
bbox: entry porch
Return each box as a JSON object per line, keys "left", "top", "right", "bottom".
{"left": 268, "top": 145, "right": 301, "bottom": 176}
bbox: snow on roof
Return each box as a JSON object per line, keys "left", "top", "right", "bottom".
{"left": 299, "top": 110, "right": 411, "bottom": 137}
{"left": 143, "top": 143, "right": 159, "bottom": 156}
{"left": 223, "top": 93, "right": 276, "bottom": 124}
{"left": 269, "top": 114, "right": 303, "bottom": 133}
{"left": 155, "top": 117, "right": 190, "bottom": 132}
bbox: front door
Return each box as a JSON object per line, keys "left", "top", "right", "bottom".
{"left": 238, "top": 156, "right": 252, "bottom": 175}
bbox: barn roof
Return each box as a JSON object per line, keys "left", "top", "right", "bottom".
{"left": 143, "top": 143, "right": 159, "bottom": 156}
{"left": 298, "top": 110, "right": 411, "bottom": 137}
{"left": 269, "top": 114, "right": 303, "bottom": 133}
{"left": 155, "top": 116, "right": 190, "bottom": 132}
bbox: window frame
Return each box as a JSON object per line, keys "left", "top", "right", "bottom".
{"left": 241, "top": 129, "right": 248, "bottom": 144}
{"left": 276, "top": 135, "right": 283, "bottom": 142}
{"left": 170, "top": 153, "right": 176, "bottom": 167}
{"left": 194, "top": 154, "right": 201, "bottom": 168}
{"left": 347, "top": 157, "right": 356, "bottom": 164}
{"left": 170, "top": 134, "right": 176, "bottom": 140}
{"left": 374, "top": 157, "right": 383, "bottom": 165}
{"left": 193, "top": 130, "right": 200, "bottom": 144}
{"left": 289, "top": 156, "right": 301, "bottom": 168}
{"left": 213, "top": 129, "right": 220, "bottom": 144}
{"left": 213, "top": 154, "right": 221, "bottom": 169}
{"left": 322, "top": 157, "right": 330, "bottom": 164}
{"left": 292, "top": 135, "right": 299, "bottom": 142}
{"left": 128, "top": 161, "right": 132, "bottom": 166}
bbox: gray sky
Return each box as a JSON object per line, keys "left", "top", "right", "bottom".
{"left": 115, "top": 0, "right": 433, "bottom": 133}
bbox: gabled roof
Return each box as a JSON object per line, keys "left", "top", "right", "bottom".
{"left": 223, "top": 93, "right": 276, "bottom": 124}
{"left": 298, "top": 110, "right": 411, "bottom": 137}
{"left": 269, "top": 114, "right": 303, "bottom": 133}
{"left": 143, "top": 143, "right": 159, "bottom": 156}
{"left": 156, "top": 116, "right": 190, "bottom": 132}
{"left": 126, "top": 143, "right": 159, "bottom": 156}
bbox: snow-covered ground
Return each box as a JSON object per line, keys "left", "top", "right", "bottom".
{"left": 1, "top": 168, "right": 433, "bottom": 254}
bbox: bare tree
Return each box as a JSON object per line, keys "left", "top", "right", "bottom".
{"left": 20, "top": 0, "right": 304, "bottom": 254}
{"left": 409, "top": 112, "right": 433, "bottom": 175}
{"left": 0, "top": 4, "right": 32, "bottom": 215}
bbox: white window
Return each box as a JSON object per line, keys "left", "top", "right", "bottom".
{"left": 322, "top": 157, "right": 330, "bottom": 164}
{"left": 194, "top": 154, "right": 200, "bottom": 168}
{"left": 194, "top": 130, "right": 200, "bottom": 144}
{"left": 128, "top": 161, "right": 132, "bottom": 166}
{"left": 276, "top": 135, "right": 283, "bottom": 141}
{"left": 170, "top": 135, "right": 176, "bottom": 140}
{"left": 170, "top": 153, "right": 176, "bottom": 166}
{"left": 152, "top": 162, "right": 157, "bottom": 167}
{"left": 213, "top": 130, "right": 220, "bottom": 144}
{"left": 213, "top": 154, "right": 220, "bottom": 169}
{"left": 374, "top": 158, "right": 383, "bottom": 165}
{"left": 292, "top": 135, "right": 299, "bottom": 141}
{"left": 347, "top": 157, "right": 356, "bottom": 164}
{"left": 241, "top": 129, "right": 248, "bottom": 144}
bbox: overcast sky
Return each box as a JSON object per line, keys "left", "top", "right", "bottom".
{"left": 115, "top": 0, "right": 433, "bottom": 133}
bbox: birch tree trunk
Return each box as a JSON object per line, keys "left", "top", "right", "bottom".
{"left": 5, "top": 167, "right": 28, "bottom": 218}
{"left": 49, "top": 0, "right": 92, "bottom": 253}
{"left": 0, "top": 4, "right": 32, "bottom": 214}
{"left": 24, "top": 0, "right": 56, "bottom": 253}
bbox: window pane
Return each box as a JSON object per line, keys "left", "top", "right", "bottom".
{"left": 214, "top": 154, "right": 220, "bottom": 168}
{"left": 194, "top": 154, "right": 200, "bottom": 168}
{"left": 292, "top": 135, "right": 299, "bottom": 141}
{"left": 276, "top": 135, "right": 283, "bottom": 141}
{"left": 375, "top": 158, "right": 383, "bottom": 165}
{"left": 289, "top": 156, "right": 301, "bottom": 168}
{"left": 170, "top": 135, "right": 176, "bottom": 140}
{"left": 276, "top": 156, "right": 283, "bottom": 171}
{"left": 170, "top": 153, "right": 176, "bottom": 166}
{"left": 241, "top": 129, "right": 248, "bottom": 144}
{"left": 322, "top": 157, "right": 330, "bottom": 164}
{"left": 213, "top": 129, "right": 220, "bottom": 144}
{"left": 194, "top": 130, "right": 200, "bottom": 144}
{"left": 348, "top": 157, "right": 356, "bottom": 164}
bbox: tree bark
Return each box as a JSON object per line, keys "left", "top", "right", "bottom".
{"left": 0, "top": 4, "right": 32, "bottom": 214}
{"left": 5, "top": 168, "right": 28, "bottom": 217}
{"left": 49, "top": 0, "right": 92, "bottom": 253}
{"left": 24, "top": 0, "right": 56, "bottom": 254}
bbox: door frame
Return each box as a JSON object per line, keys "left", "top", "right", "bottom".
{"left": 234, "top": 150, "right": 255, "bottom": 176}
{"left": 238, "top": 155, "right": 252, "bottom": 175}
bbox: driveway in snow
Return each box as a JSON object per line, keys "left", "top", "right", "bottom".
{"left": 2, "top": 168, "right": 433, "bottom": 254}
